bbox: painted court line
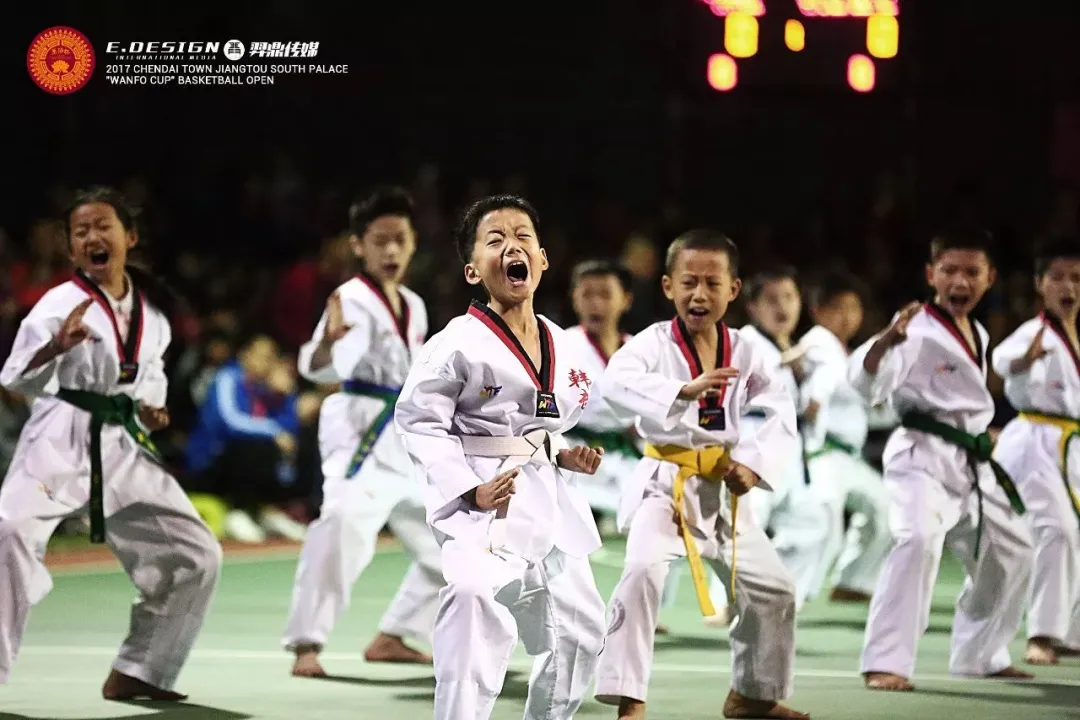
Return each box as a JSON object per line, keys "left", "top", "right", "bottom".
{"left": 17, "top": 646, "right": 1080, "bottom": 688}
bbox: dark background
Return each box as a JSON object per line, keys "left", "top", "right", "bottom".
{"left": 4, "top": 0, "right": 1080, "bottom": 487}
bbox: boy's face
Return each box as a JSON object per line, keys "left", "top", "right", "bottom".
{"left": 464, "top": 208, "right": 548, "bottom": 303}
{"left": 572, "top": 274, "right": 632, "bottom": 335}
{"left": 812, "top": 291, "right": 863, "bottom": 344}
{"left": 1037, "top": 257, "right": 1080, "bottom": 319}
{"left": 748, "top": 277, "right": 801, "bottom": 339}
{"left": 351, "top": 215, "right": 416, "bottom": 284}
{"left": 925, "top": 248, "right": 995, "bottom": 317}
{"left": 661, "top": 248, "right": 741, "bottom": 333}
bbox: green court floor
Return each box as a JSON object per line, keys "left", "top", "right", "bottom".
{"left": 2, "top": 541, "right": 1078, "bottom": 719}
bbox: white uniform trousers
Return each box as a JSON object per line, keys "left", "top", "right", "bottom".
{"left": 706, "top": 475, "right": 827, "bottom": 614}
{"left": 433, "top": 537, "right": 606, "bottom": 720}
{"left": 283, "top": 459, "right": 444, "bottom": 650}
{"left": 596, "top": 485, "right": 796, "bottom": 704}
{"left": 805, "top": 449, "right": 891, "bottom": 596}
{"left": 860, "top": 453, "right": 1033, "bottom": 678}
{"left": 0, "top": 432, "right": 222, "bottom": 689}
{"left": 993, "top": 419, "right": 1080, "bottom": 647}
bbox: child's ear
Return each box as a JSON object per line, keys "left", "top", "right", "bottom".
{"left": 464, "top": 263, "right": 482, "bottom": 286}
{"left": 661, "top": 275, "right": 675, "bottom": 301}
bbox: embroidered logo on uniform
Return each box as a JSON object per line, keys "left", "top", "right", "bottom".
{"left": 481, "top": 385, "right": 502, "bottom": 398}
{"left": 569, "top": 369, "right": 591, "bottom": 409}
{"left": 39, "top": 483, "right": 53, "bottom": 500}
{"left": 935, "top": 362, "right": 957, "bottom": 374}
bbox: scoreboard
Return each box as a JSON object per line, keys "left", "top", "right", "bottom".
{"left": 699, "top": 0, "right": 900, "bottom": 92}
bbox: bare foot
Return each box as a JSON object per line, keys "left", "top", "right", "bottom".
{"left": 1024, "top": 638, "right": 1059, "bottom": 666}
{"left": 986, "top": 666, "right": 1034, "bottom": 680}
{"left": 616, "top": 696, "right": 646, "bottom": 719}
{"left": 723, "top": 689, "right": 809, "bottom": 718}
{"left": 102, "top": 669, "right": 187, "bottom": 701}
{"left": 829, "top": 587, "right": 872, "bottom": 603}
{"left": 363, "top": 632, "right": 432, "bottom": 664}
{"left": 292, "top": 645, "right": 327, "bottom": 677}
{"left": 655, "top": 624, "right": 670, "bottom": 635}
{"left": 863, "top": 672, "right": 914, "bottom": 691}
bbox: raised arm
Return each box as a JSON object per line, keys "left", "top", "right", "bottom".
{"left": 847, "top": 302, "right": 923, "bottom": 405}
{"left": 394, "top": 343, "right": 487, "bottom": 522}
{"left": 601, "top": 330, "right": 692, "bottom": 431}
{"left": 0, "top": 295, "right": 93, "bottom": 398}
{"left": 992, "top": 321, "right": 1047, "bottom": 378}
{"left": 730, "top": 347, "right": 797, "bottom": 493}
{"left": 297, "top": 293, "right": 373, "bottom": 385}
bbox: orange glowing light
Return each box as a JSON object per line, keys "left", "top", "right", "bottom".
{"left": 701, "top": 0, "right": 766, "bottom": 17}
{"left": 867, "top": 14, "right": 898, "bottom": 58}
{"left": 796, "top": 0, "right": 898, "bottom": 17}
{"left": 707, "top": 53, "right": 738, "bottom": 91}
{"left": 724, "top": 12, "right": 758, "bottom": 58}
{"left": 785, "top": 19, "right": 806, "bottom": 51}
{"left": 847, "top": 54, "right": 875, "bottom": 92}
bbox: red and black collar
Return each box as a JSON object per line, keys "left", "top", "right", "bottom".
{"left": 72, "top": 270, "right": 145, "bottom": 365}
{"left": 1040, "top": 310, "right": 1080, "bottom": 377}
{"left": 356, "top": 270, "right": 411, "bottom": 344}
{"left": 583, "top": 328, "right": 628, "bottom": 367}
{"left": 671, "top": 316, "right": 731, "bottom": 407}
{"left": 924, "top": 302, "right": 983, "bottom": 367}
{"left": 468, "top": 300, "right": 555, "bottom": 391}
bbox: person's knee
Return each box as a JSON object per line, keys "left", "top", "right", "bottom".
{"left": 187, "top": 527, "right": 223, "bottom": 588}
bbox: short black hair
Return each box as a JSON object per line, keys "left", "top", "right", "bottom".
{"left": 348, "top": 186, "right": 414, "bottom": 238}
{"left": 928, "top": 226, "right": 996, "bottom": 264}
{"left": 570, "top": 259, "right": 633, "bottom": 293}
{"left": 744, "top": 265, "right": 799, "bottom": 303}
{"left": 1035, "top": 235, "right": 1080, "bottom": 276}
{"left": 663, "top": 228, "right": 740, "bottom": 276}
{"left": 454, "top": 193, "right": 540, "bottom": 263}
{"left": 808, "top": 269, "right": 865, "bottom": 309}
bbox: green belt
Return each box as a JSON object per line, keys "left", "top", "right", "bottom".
{"left": 569, "top": 426, "right": 642, "bottom": 458}
{"left": 342, "top": 381, "right": 401, "bottom": 479}
{"left": 805, "top": 433, "right": 859, "bottom": 461}
{"left": 901, "top": 411, "right": 1026, "bottom": 558}
{"left": 57, "top": 389, "right": 161, "bottom": 544}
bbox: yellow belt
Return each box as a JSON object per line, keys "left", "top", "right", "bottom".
{"left": 643, "top": 443, "right": 733, "bottom": 616}
{"left": 1018, "top": 412, "right": 1080, "bottom": 523}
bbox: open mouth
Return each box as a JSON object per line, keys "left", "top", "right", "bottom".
{"left": 946, "top": 294, "right": 970, "bottom": 308}
{"left": 1062, "top": 297, "right": 1077, "bottom": 309}
{"left": 88, "top": 249, "right": 110, "bottom": 267}
{"left": 506, "top": 260, "right": 529, "bottom": 285}
{"left": 687, "top": 307, "right": 709, "bottom": 319}
{"left": 382, "top": 262, "right": 401, "bottom": 276}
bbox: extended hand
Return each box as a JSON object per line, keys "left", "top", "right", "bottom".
{"left": 557, "top": 445, "right": 604, "bottom": 474}
{"left": 473, "top": 467, "right": 518, "bottom": 510}
{"left": 678, "top": 367, "right": 740, "bottom": 401}
{"left": 323, "top": 291, "right": 353, "bottom": 345}
{"left": 137, "top": 405, "right": 170, "bottom": 431}
{"left": 882, "top": 301, "right": 922, "bottom": 347}
{"left": 724, "top": 461, "right": 760, "bottom": 496}
{"left": 55, "top": 298, "right": 95, "bottom": 351}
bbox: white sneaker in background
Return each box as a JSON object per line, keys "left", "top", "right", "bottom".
{"left": 225, "top": 509, "right": 266, "bottom": 543}
{"left": 259, "top": 507, "right": 307, "bottom": 542}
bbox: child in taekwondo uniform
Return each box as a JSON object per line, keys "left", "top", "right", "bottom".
{"left": 992, "top": 238, "right": 1080, "bottom": 665}
{"left": 0, "top": 187, "right": 221, "bottom": 700}
{"left": 394, "top": 194, "right": 608, "bottom": 720}
{"left": 850, "top": 229, "right": 1034, "bottom": 691}
{"left": 594, "top": 229, "right": 808, "bottom": 720}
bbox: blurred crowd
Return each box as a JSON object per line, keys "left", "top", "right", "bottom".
{"left": 1, "top": 162, "right": 1077, "bottom": 543}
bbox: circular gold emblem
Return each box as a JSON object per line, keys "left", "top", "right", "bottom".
{"left": 27, "top": 26, "right": 95, "bottom": 95}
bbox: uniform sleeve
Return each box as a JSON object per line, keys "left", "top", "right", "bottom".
{"left": 297, "top": 299, "right": 374, "bottom": 385}
{"left": 601, "top": 330, "right": 692, "bottom": 431}
{"left": 136, "top": 314, "right": 171, "bottom": 410}
{"left": 0, "top": 301, "right": 66, "bottom": 398}
{"left": 991, "top": 322, "right": 1039, "bottom": 378}
{"left": 799, "top": 344, "right": 843, "bottom": 412}
{"left": 730, "top": 344, "right": 797, "bottom": 492}
{"left": 847, "top": 332, "right": 923, "bottom": 407}
{"left": 394, "top": 343, "right": 487, "bottom": 519}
